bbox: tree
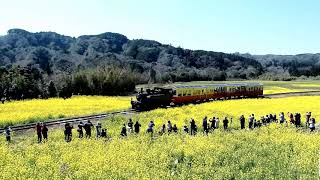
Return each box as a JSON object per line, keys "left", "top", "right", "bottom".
{"left": 48, "top": 81, "right": 57, "bottom": 97}
{"left": 149, "top": 66, "right": 156, "bottom": 83}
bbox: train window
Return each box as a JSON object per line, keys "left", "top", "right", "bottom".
{"left": 187, "top": 90, "right": 191, "bottom": 96}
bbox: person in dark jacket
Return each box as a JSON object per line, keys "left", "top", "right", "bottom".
{"left": 172, "top": 124, "right": 178, "bottom": 133}
{"left": 77, "top": 122, "right": 84, "bottom": 138}
{"left": 65, "top": 123, "right": 73, "bottom": 142}
{"left": 167, "top": 121, "right": 172, "bottom": 133}
{"left": 209, "top": 117, "right": 216, "bottom": 130}
{"left": 134, "top": 121, "right": 141, "bottom": 133}
{"left": 190, "top": 119, "right": 196, "bottom": 135}
{"left": 147, "top": 121, "right": 155, "bottom": 134}
{"left": 36, "top": 122, "right": 42, "bottom": 143}
{"left": 84, "top": 120, "right": 93, "bottom": 138}
{"left": 159, "top": 124, "right": 166, "bottom": 135}
{"left": 101, "top": 129, "right": 107, "bottom": 138}
{"left": 120, "top": 124, "right": 127, "bottom": 136}
{"left": 183, "top": 125, "right": 189, "bottom": 134}
{"left": 96, "top": 122, "right": 102, "bottom": 138}
{"left": 4, "top": 126, "right": 11, "bottom": 142}
{"left": 240, "top": 115, "right": 245, "bottom": 129}
{"left": 202, "top": 116, "right": 208, "bottom": 134}
{"left": 42, "top": 124, "right": 48, "bottom": 141}
{"left": 223, "top": 117, "right": 229, "bottom": 130}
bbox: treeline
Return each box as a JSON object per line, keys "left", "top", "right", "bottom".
{"left": 0, "top": 29, "right": 263, "bottom": 83}
{"left": 0, "top": 65, "right": 145, "bottom": 100}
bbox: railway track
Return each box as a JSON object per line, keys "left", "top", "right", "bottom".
{"left": 0, "top": 110, "right": 136, "bottom": 133}
{"left": 1, "top": 90, "right": 320, "bottom": 133}
{"left": 264, "top": 90, "right": 320, "bottom": 98}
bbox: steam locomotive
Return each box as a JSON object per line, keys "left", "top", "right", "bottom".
{"left": 131, "top": 83, "right": 263, "bottom": 111}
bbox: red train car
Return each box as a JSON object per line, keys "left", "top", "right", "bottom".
{"left": 170, "top": 83, "right": 263, "bottom": 104}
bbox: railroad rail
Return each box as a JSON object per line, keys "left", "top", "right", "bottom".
{"left": 1, "top": 90, "right": 320, "bottom": 133}
{"left": 0, "top": 110, "right": 136, "bottom": 133}
{"left": 264, "top": 90, "right": 320, "bottom": 98}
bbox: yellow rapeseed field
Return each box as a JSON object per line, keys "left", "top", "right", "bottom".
{"left": 132, "top": 96, "right": 320, "bottom": 130}
{"left": 0, "top": 96, "right": 320, "bottom": 179}
{"left": 0, "top": 96, "right": 131, "bottom": 127}
{"left": 263, "top": 86, "right": 299, "bottom": 94}
{"left": 2, "top": 80, "right": 320, "bottom": 127}
{"left": 0, "top": 126, "right": 319, "bottom": 179}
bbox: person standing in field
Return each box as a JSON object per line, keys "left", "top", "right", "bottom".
{"left": 147, "top": 121, "right": 155, "bottom": 134}
{"left": 77, "top": 122, "right": 84, "bottom": 138}
{"left": 42, "top": 123, "right": 48, "bottom": 141}
{"left": 309, "top": 118, "right": 316, "bottom": 132}
{"left": 190, "top": 119, "right": 196, "bottom": 135}
{"left": 279, "top": 112, "right": 285, "bottom": 124}
{"left": 159, "top": 124, "right": 166, "bottom": 135}
{"left": 120, "top": 124, "right": 127, "bottom": 137}
{"left": 65, "top": 123, "right": 73, "bottom": 142}
{"left": 172, "top": 124, "right": 178, "bottom": 133}
{"left": 269, "top": 114, "right": 274, "bottom": 123}
{"left": 223, "top": 117, "right": 229, "bottom": 130}
{"left": 215, "top": 118, "right": 220, "bottom": 129}
{"left": 167, "top": 121, "right": 172, "bottom": 133}
{"left": 294, "top": 113, "right": 301, "bottom": 127}
{"left": 183, "top": 125, "right": 189, "bottom": 134}
{"left": 36, "top": 122, "right": 42, "bottom": 143}
{"left": 202, "top": 116, "right": 208, "bottom": 134}
{"left": 209, "top": 117, "right": 216, "bottom": 130}
{"left": 288, "top": 112, "right": 294, "bottom": 124}
{"left": 84, "top": 120, "right": 93, "bottom": 138}
{"left": 134, "top": 121, "right": 141, "bottom": 134}
{"left": 305, "top": 112, "right": 311, "bottom": 128}
{"left": 127, "top": 119, "right": 133, "bottom": 133}
{"left": 265, "top": 115, "right": 270, "bottom": 124}
{"left": 101, "top": 128, "right": 107, "bottom": 138}
{"left": 240, "top": 115, "right": 245, "bottom": 129}
{"left": 96, "top": 122, "right": 102, "bottom": 138}
{"left": 4, "top": 126, "right": 11, "bottom": 142}
{"left": 273, "top": 113, "right": 277, "bottom": 123}
{"left": 248, "top": 114, "right": 254, "bottom": 129}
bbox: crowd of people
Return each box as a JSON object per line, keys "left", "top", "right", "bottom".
{"left": 1, "top": 112, "right": 318, "bottom": 143}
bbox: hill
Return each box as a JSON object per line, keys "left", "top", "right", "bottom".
{"left": 0, "top": 29, "right": 263, "bottom": 82}
{"left": 240, "top": 53, "right": 320, "bottom": 80}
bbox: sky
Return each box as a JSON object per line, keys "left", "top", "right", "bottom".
{"left": 0, "top": 0, "right": 319, "bottom": 55}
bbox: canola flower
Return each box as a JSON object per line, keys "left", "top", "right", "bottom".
{"left": 0, "top": 125, "right": 319, "bottom": 179}
{"left": 0, "top": 96, "right": 131, "bottom": 127}
{"left": 0, "top": 96, "right": 320, "bottom": 179}
{"left": 263, "top": 86, "right": 299, "bottom": 94}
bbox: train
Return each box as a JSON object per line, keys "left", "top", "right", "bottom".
{"left": 131, "top": 83, "right": 263, "bottom": 111}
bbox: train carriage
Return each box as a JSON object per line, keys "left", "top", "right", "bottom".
{"left": 131, "top": 83, "right": 263, "bottom": 111}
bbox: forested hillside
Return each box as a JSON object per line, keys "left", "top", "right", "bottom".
{"left": 0, "top": 29, "right": 263, "bottom": 81}
{"left": 241, "top": 53, "right": 320, "bottom": 80}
